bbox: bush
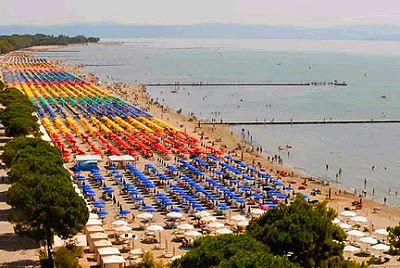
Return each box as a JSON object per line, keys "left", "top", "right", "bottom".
{"left": 54, "top": 245, "right": 82, "bottom": 268}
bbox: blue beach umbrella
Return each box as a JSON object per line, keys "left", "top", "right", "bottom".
{"left": 98, "top": 210, "right": 108, "bottom": 216}
{"left": 95, "top": 203, "right": 105, "bottom": 209}
{"left": 119, "top": 210, "right": 131, "bottom": 216}
{"left": 93, "top": 200, "right": 104, "bottom": 206}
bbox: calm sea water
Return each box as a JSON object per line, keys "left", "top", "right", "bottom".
{"left": 38, "top": 38, "right": 400, "bottom": 205}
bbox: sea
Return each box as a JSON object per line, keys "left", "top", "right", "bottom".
{"left": 37, "top": 38, "right": 400, "bottom": 205}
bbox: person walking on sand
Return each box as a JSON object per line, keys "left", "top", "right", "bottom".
{"left": 363, "top": 178, "right": 367, "bottom": 189}
{"left": 384, "top": 196, "right": 387, "bottom": 204}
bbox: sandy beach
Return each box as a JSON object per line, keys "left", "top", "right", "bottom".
{"left": 2, "top": 47, "right": 399, "bottom": 266}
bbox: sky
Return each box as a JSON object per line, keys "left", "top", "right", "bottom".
{"left": 1, "top": 0, "right": 400, "bottom": 27}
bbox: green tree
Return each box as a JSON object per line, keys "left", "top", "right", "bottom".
{"left": 247, "top": 197, "right": 347, "bottom": 268}
{"left": 387, "top": 224, "right": 400, "bottom": 254}
{"left": 7, "top": 174, "right": 88, "bottom": 264}
{"left": 172, "top": 234, "right": 298, "bottom": 268}
{"left": 54, "top": 244, "right": 82, "bottom": 268}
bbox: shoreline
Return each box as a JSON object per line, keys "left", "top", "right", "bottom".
{"left": 29, "top": 45, "right": 400, "bottom": 228}
{"left": 106, "top": 81, "right": 400, "bottom": 229}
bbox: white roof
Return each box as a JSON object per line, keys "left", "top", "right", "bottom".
{"left": 86, "top": 219, "right": 102, "bottom": 226}
{"left": 90, "top": 232, "right": 108, "bottom": 239}
{"left": 121, "top": 154, "right": 135, "bottom": 161}
{"left": 94, "top": 240, "right": 112, "bottom": 247}
{"left": 102, "top": 255, "right": 125, "bottom": 264}
{"left": 76, "top": 155, "right": 102, "bottom": 161}
{"left": 89, "top": 213, "right": 99, "bottom": 220}
{"left": 108, "top": 155, "right": 135, "bottom": 162}
{"left": 86, "top": 226, "right": 104, "bottom": 233}
{"left": 98, "top": 247, "right": 121, "bottom": 255}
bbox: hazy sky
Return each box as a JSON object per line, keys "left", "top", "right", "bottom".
{"left": 1, "top": 0, "right": 400, "bottom": 26}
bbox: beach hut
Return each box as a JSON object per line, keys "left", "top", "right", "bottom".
{"left": 101, "top": 255, "right": 125, "bottom": 268}
{"left": 88, "top": 232, "right": 108, "bottom": 252}
{"left": 86, "top": 218, "right": 102, "bottom": 226}
{"left": 97, "top": 247, "right": 122, "bottom": 266}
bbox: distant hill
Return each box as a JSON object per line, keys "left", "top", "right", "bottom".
{"left": 1, "top": 23, "right": 400, "bottom": 40}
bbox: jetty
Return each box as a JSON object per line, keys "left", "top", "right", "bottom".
{"left": 201, "top": 119, "right": 400, "bottom": 126}
{"left": 145, "top": 81, "right": 347, "bottom": 87}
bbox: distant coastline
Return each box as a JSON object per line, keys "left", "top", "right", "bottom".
{"left": 2, "top": 23, "right": 400, "bottom": 41}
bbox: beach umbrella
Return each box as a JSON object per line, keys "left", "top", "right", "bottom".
{"left": 200, "top": 216, "right": 217, "bottom": 223}
{"left": 251, "top": 208, "right": 265, "bottom": 216}
{"left": 341, "top": 211, "right": 357, "bottom": 217}
{"left": 216, "top": 228, "right": 233, "bottom": 235}
{"left": 166, "top": 212, "right": 183, "bottom": 220}
{"left": 146, "top": 225, "right": 164, "bottom": 232}
{"left": 177, "top": 223, "right": 194, "bottom": 231}
{"left": 208, "top": 222, "right": 224, "bottom": 229}
{"left": 236, "top": 221, "right": 249, "bottom": 227}
{"left": 119, "top": 210, "right": 131, "bottom": 216}
{"left": 195, "top": 211, "right": 210, "bottom": 218}
{"left": 94, "top": 203, "right": 105, "bottom": 209}
{"left": 332, "top": 218, "right": 341, "bottom": 224}
{"left": 343, "top": 245, "right": 360, "bottom": 253}
{"left": 98, "top": 210, "right": 108, "bottom": 216}
{"left": 112, "top": 219, "right": 127, "bottom": 227}
{"left": 86, "top": 219, "right": 102, "bottom": 226}
{"left": 231, "top": 215, "right": 247, "bottom": 222}
{"left": 351, "top": 216, "right": 367, "bottom": 223}
{"left": 93, "top": 200, "right": 104, "bottom": 206}
{"left": 114, "top": 225, "right": 132, "bottom": 233}
{"left": 171, "top": 207, "right": 181, "bottom": 212}
{"left": 375, "top": 229, "right": 389, "bottom": 236}
{"left": 339, "top": 223, "right": 352, "bottom": 230}
{"left": 184, "top": 230, "right": 202, "bottom": 238}
{"left": 359, "top": 236, "right": 378, "bottom": 245}
{"left": 371, "top": 244, "right": 390, "bottom": 252}
{"left": 347, "top": 230, "right": 365, "bottom": 237}
{"left": 137, "top": 212, "right": 154, "bottom": 221}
